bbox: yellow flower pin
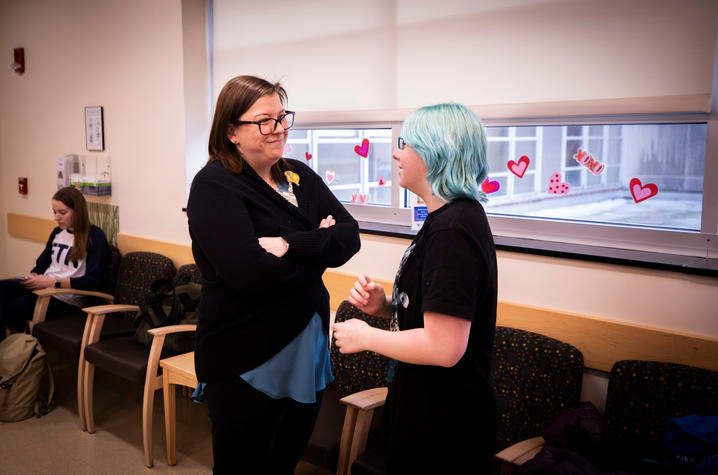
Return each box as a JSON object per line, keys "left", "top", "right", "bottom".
{"left": 285, "top": 171, "right": 300, "bottom": 186}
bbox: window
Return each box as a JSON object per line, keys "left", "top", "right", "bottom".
{"left": 286, "top": 127, "right": 398, "bottom": 206}
{"left": 483, "top": 123, "right": 706, "bottom": 231}
{"left": 290, "top": 113, "right": 716, "bottom": 259}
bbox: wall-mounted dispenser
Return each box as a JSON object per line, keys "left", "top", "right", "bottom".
{"left": 57, "top": 154, "right": 79, "bottom": 189}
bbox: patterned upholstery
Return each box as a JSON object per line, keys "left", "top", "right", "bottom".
{"left": 604, "top": 360, "right": 718, "bottom": 456}
{"left": 113, "top": 252, "right": 175, "bottom": 310}
{"left": 303, "top": 301, "right": 391, "bottom": 471}
{"left": 173, "top": 263, "right": 202, "bottom": 286}
{"left": 329, "top": 300, "right": 392, "bottom": 396}
{"left": 494, "top": 326, "right": 584, "bottom": 451}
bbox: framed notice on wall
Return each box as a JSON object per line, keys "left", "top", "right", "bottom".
{"left": 85, "top": 106, "right": 105, "bottom": 151}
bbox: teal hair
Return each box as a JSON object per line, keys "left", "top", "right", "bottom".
{"left": 402, "top": 103, "right": 488, "bottom": 203}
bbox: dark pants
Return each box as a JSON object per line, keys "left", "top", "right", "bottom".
{"left": 0, "top": 278, "right": 78, "bottom": 338}
{"left": 204, "top": 377, "right": 323, "bottom": 475}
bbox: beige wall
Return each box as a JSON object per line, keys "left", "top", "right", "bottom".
{"left": 0, "top": 0, "right": 195, "bottom": 276}
{"left": 338, "top": 234, "right": 718, "bottom": 339}
{"left": 214, "top": 0, "right": 718, "bottom": 111}
{"left": 1, "top": 0, "right": 717, "bottom": 346}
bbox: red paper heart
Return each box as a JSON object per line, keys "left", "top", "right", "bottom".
{"left": 507, "top": 156, "right": 530, "bottom": 178}
{"left": 354, "top": 138, "right": 370, "bottom": 157}
{"left": 548, "top": 172, "right": 570, "bottom": 194}
{"left": 378, "top": 176, "right": 385, "bottom": 186}
{"left": 629, "top": 178, "right": 658, "bottom": 203}
{"left": 305, "top": 152, "right": 312, "bottom": 161}
{"left": 481, "top": 177, "right": 500, "bottom": 193}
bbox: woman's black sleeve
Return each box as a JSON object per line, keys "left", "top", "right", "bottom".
{"left": 30, "top": 227, "right": 61, "bottom": 274}
{"left": 281, "top": 171, "right": 361, "bottom": 268}
{"left": 188, "top": 176, "right": 321, "bottom": 292}
{"left": 70, "top": 227, "right": 108, "bottom": 290}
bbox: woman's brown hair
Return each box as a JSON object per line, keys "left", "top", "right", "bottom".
{"left": 53, "top": 186, "right": 91, "bottom": 262}
{"left": 208, "top": 75, "right": 290, "bottom": 182}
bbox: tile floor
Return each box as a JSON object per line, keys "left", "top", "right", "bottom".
{"left": 0, "top": 348, "right": 333, "bottom": 475}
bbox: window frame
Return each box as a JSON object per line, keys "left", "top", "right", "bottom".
{"left": 293, "top": 110, "right": 718, "bottom": 261}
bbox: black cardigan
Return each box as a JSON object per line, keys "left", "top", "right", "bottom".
{"left": 187, "top": 159, "right": 361, "bottom": 382}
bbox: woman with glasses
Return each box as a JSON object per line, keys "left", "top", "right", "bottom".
{"left": 187, "top": 75, "right": 360, "bottom": 474}
{"left": 333, "top": 103, "right": 498, "bottom": 473}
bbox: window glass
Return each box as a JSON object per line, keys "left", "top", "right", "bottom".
{"left": 484, "top": 123, "right": 706, "bottom": 231}
{"left": 285, "top": 128, "right": 392, "bottom": 206}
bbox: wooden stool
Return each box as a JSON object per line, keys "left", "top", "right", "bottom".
{"left": 159, "top": 351, "right": 198, "bottom": 465}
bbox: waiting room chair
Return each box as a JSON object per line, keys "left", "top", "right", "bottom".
{"left": 302, "top": 300, "right": 391, "bottom": 475}
{"left": 601, "top": 360, "right": 718, "bottom": 470}
{"left": 338, "top": 325, "right": 584, "bottom": 475}
{"left": 80, "top": 263, "right": 199, "bottom": 468}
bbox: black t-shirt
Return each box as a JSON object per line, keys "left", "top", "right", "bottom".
{"left": 384, "top": 197, "right": 498, "bottom": 473}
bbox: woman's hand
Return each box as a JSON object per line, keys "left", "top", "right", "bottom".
{"left": 348, "top": 273, "right": 390, "bottom": 317}
{"left": 332, "top": 318, "right": 372, "bottom": 354}
{"left": 319, "top": 214, "right": 335, "bottom": 228}
{"left": 21, "top": 274, "right": 55, "bottom": 290}
{"left": 258, "top": 237, "right": 289, "bottom": 257}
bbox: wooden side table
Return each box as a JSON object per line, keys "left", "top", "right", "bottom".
{"left": 159, "top": 351, "right": 198, "bottom": 466}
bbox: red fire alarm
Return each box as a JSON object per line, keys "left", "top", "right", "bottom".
{"left": 18, "top": 177, "right": 28, "bottom": 194}
{"left": 12, "top": 48, "right": 25, "bottom": 74}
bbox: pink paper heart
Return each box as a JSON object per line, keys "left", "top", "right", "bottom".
{"left": 325, "top": 170, "right": 335, "bottom": 184}
{"left": 354, "top": 138, "right": 370, "bottom": 157}
{"left": 305, "top": 152, "right": 312, "bottom": 161}
{"left": 548, "top": 172, "right": 570, "bottom": 194}
{"left": 508, "top": 156, "right": 530, "bottom": 178}
{"left": 283, "top": 144, "right": 291, "bottom": 154}
{"left": 481, "top": 177, "right": 500, "bottom": 194}
{"left": 629, "top": 178, "right": 658, "bottom": 203}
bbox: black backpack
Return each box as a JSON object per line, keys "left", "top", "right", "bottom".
{"left": 133, "top": 278, "right": 200, "bottom": 354}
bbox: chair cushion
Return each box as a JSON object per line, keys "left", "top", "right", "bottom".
{"left": 494, "top": 326, "right": 584, "bottom": 450}
{"left": 605, "top": 360, "right": 718, "bottom": 455}
{"left": 114, "top": 252, "right": 175, "bottom": 309}
{"left": 173, "top": 264, "right": 201, "bottom": 286}
{"left": 33, "top": 314, "right": 134, "bottom": 358}
{"left": 84, "top": 336, "right": 153, "bottom": 383}
{"left": 329, "top": 301, "right": 391, "bottom": 397}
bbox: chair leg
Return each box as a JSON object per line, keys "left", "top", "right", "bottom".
{"left": 84, "top": 362, "right": 96, "bottom": 433}
{"left": 77, "top": 355, "right": 87, "bottom": 431}
{"left": 142, "top": 383, "right": 156, "bottom": 467}
{"left": 163, "top": 377, "right": 177, "bottom": 466}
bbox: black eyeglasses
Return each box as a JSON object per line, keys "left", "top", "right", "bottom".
{"left": 235, "top": 111, "right": 295, "bottom": 135}
{"left": 397, "top": 136, "right": 406, "bottom": 150}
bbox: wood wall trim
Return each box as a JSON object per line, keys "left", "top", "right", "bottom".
{"left": 496, "top": 302, "right": 718, "bottom": 373}
{"left": 7, "top": 213, "right": 55, "bottom": 242}
{"left": 117, "top": 233, "right": 194, "bottom": 268}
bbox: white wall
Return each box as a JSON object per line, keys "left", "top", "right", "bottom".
{"left": 0, "top": 0, "right": 197, "bottom": 276}
{"left": 214, "top": 0, "right": 717, "bottom": 111}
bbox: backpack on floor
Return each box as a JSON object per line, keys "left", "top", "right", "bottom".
{"left": 0, "top": 333, "right": 54, "bottom": 422}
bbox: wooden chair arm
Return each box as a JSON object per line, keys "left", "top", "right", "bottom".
{"left": 34, "top": 288, "right": 115, "bottom": 302}
{"left": 29, "top": 288, "right": 115, "bottom": 330}
{"left": 495, "top": 436, "right": 545, "bottom": 474}
{"left": 82, "top": 304, "right": 140, "bottom": 315}
{"left": 340, "top": 386, "right": 388, "bottom": 411}
{"left": 336, "top": 387, "right": 388, "bottom": 475}
{"left": 145, "top": 325, "right": 198, "bottom": 394}
{"left": 147, "top": 324, "right": 197, "bottom": 336}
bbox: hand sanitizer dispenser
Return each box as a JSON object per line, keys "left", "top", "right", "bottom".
{"left": 57, "top": 154, "right": 79, "bottom": 189}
